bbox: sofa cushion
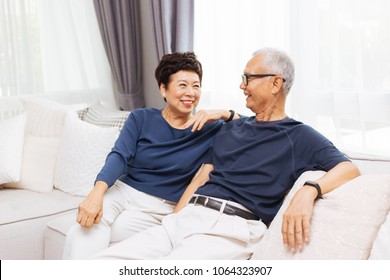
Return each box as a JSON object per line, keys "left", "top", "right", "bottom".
{"left": 0, "top": 189, "right": 83, "bottom": 225}
{"left": 251, "top": 172, "right": 390, "bottom": 260}
{"left": 54, "top": 112, "right": 119, "bottom": 196}
{"left": 0, "top": 188, "right": 83, "bottom": 260}
{"left": 0, "top": 113, "right": 26, "bottom": 185}
{"left": 44, "top": 212, "right": 78, "bottom": 260}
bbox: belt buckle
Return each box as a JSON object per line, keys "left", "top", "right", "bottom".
{"left": 202, "top": 196, "right": 209, "bottom": 207}
{"left": 193, "top": 196, "right": 209, "bottom": 207}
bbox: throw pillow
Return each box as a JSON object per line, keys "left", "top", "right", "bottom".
{"left": 83, "top": 101, "right": 130, "bottom": 130}
{"left": 251, "top": 171, "right": 390, "bottom": 260}
{"left": 54, "top": 112, "right": 120, "bottom": 196}
{"left": 4, "top": 135, "right": 60, "bottom": 192}
{"left": 21, "top": 96, "right": 69, "bottom": 137}
{"left": 5, "top": 97, "right": 71, "bottom": 192}
{"left": 0, "top": 113, "right": 27, "bottom": 185}
{"left": 77, "top": 107, "right": 89, "bottom": 120}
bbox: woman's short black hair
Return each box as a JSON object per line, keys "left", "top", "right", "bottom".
{"left": 154, "top": 51, "right": 203, "bottom": 87}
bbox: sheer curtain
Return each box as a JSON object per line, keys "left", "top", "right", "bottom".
{"left": 194, "top": 0, "right": 390, "bottom": 157}
{"left": 0, "top": 0, "right": 113, "bottom": 105}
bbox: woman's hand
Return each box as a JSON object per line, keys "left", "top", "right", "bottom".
{"left": 173, "top": 164, "right": 214, "bottom": 213}
{"left": 77, "top": 181, "right": 108, "bottom": 228}
{"left": 184, "top": 109, "right": 236, "bottom": 132}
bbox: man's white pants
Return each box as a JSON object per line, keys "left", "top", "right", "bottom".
{"left": 90, "top": 203, "right": 267, "bottom": 260}
{"left": 62, "top": 181, "right": 176, "bottom": 259}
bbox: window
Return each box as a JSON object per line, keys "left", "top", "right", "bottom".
{"left": 0, "top": 0, "right": 112, "bottom": 100}
{"left": 0, "top": 0, "right": 43, "bottom": 95}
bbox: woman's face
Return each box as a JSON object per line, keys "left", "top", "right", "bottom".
{"left": 161, "top": 70, "right": 201, "bottom": 115}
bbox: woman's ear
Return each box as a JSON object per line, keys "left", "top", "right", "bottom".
{"left": 160, "top": 84, "right": 167, "bottom": 102}
{"left": 160, "top": 84, "right": 166, "bottom": 96}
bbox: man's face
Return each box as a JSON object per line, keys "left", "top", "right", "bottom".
{"left": 240, "top": 55, "right": 276, "bottom": 114}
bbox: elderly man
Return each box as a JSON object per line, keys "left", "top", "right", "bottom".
{"left": 91, "top": 48, "right": 360, "bottom": 260}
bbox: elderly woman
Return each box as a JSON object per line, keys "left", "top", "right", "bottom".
{"left": 63, "top": 52, "right": 237, "bottom": 259}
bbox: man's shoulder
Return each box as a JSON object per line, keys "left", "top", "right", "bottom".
{"left": 283, "top": 119, "right": 331, "bottom": 144}
{"left": 279, "top": 118, "right": 313, "bottom": 131}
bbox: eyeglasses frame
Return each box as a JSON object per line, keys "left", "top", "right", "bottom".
{"left": 241, "top": 74, "right": 285, "bottom": 86}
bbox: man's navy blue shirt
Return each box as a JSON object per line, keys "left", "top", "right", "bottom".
{"left": 196, "top": 116, "right": 349, "bottom": 225}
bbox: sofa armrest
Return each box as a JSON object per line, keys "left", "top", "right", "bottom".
{"left": 252, "top": 171, "right": 390, "bottom": 260}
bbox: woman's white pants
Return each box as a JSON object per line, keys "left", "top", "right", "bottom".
{"left": 62, "top": 181, "right": 175, "bottom": 259}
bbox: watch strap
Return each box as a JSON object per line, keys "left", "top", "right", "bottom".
{"left": 304, "top": 180, "right": 323, "bottom": 199}
{"left": 226, "top": 110, "right": 235, "bottom": 122}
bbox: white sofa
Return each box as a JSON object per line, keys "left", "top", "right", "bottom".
{"left": 0, "top": 96, "right": 389, "bottom": 260}
{"left": 0, "top": 96, "right": 129, "bottom": 260}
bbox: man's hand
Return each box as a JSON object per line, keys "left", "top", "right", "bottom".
{"left": 282, "top": 161, "right": 360, "bottom": 253}
{"left": 184, "top": 109, "right": 235, "bottom": 132}
{"left": 281, "top": 186, "right": 317, "bottom": 253}
{"left": 77, "top": 182, "right": 108, "bottom": 228}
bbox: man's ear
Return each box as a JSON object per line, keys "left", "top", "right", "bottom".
{"left": 271, "top": 77, "right": 284, "bottom": 95}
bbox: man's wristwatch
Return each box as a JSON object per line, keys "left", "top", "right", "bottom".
{"left": 304, "top": 180, "right": 323, "bottom": 199}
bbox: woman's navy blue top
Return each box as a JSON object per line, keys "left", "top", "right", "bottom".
{"left": 95, "top": 108, "right": 223, "bottom": 202}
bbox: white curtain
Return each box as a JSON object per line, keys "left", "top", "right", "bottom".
{"left": 194, "top": 0, "right": 390, "bottom": 157}
{"left": 0, "top": 0, "right": 113, "bottom": 104}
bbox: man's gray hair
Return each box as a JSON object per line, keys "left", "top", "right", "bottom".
{"left": 253, "top": 48, "right": 295, "bottom": 95}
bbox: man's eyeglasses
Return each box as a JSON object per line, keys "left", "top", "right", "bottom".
{"left": 241, "top": 74, "right": 285, "bottom": 86}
